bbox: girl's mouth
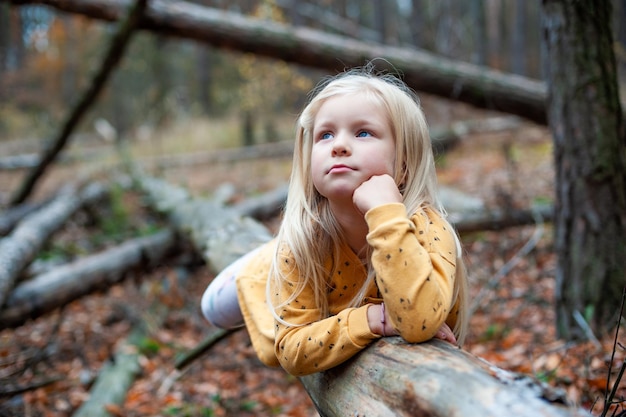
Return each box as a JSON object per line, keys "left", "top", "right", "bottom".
{"left": 328, "top": 164, "right": 353, "bottom": 174}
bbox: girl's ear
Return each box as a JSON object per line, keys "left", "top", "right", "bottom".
{"left": 397, "top": 163, "right": 408, "bottom": 194}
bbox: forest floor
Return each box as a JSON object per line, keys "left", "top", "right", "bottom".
{"left": 0, "top": 94, "right": 624, "bottom": 417}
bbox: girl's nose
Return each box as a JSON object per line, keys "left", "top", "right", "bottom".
{"left": 332, "top": 133, "right": 351, "bottom": 156}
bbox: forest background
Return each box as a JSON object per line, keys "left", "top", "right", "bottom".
{"left": 0, "top": 0, "right": 625, "bottom": 416}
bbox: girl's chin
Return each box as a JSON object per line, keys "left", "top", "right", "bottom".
{"left": 321, "top": 190, "right": 359, "bottom": 205}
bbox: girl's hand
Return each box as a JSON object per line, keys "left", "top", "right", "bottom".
{"left": 369, "top": 304, "right": 457, "bottom": 345}
{"left": 367, "top": 303, "right": 398, "bottom": 337}
{"left": 353, "top": 174, "right": 402, "bottom": 214}
{"left": 434, "top": 322, "right": 457, "bottom": 345}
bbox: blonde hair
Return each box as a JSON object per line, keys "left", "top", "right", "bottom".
{"left": 269, "top": 67, "right": 469, "bottom": 344}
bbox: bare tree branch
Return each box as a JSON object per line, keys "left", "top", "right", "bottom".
{"left": 8, "top": 0, "right": 148, "bottom": 205}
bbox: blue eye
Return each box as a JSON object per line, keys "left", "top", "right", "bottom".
{"left": 321, "top": 132, "right": 333, "bottom": 140}
{"left": 357, "top": 131, "right": 372, "bottom": 137}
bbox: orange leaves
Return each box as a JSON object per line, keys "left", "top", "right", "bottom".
{"left": 463, "top": 223, "right": 626, "bottom": 415}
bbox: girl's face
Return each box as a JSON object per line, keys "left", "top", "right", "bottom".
{"left": 310, "top": 92, "right": 396, "bottom": 204}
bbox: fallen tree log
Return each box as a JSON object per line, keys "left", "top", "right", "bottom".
{"left": 452, "top": 204, "right": 554, "bottom": 234}
{"left": 0, "top": 182, "right": 108, "bottom": 308}
{"left": 8, "top": 0, "right": 549, "bottom": 125}
{"left": 72, "top": 335, "right": 142, "bottom": 417}
{"left": 0, "top": 228, "right": 177, "bottom": 329}
{"left": 136, "top": 174, "right": 272, "bottom": 272}
{"left": 72, "top": 303, "right": 169, "bottom": 417}
{"left": 300, "top": 337, "right": 585, "bottom": 417}
{"left": 137, "top": 176, "right": 589, "bottom": 417}
{"left": 0, "top": 147, "right": 116, "bottom": 171}
{"left": 0, "top": 200, "right": 50, "bottom": 236}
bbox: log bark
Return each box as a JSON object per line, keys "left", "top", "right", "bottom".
{"left": 71, "top": 340, "right": 141, "bottom": 417}
{"left": 0, "top": 146, "right": 115, "bottom": 171}
{"left": 542, "top": 0, "right": 626, "bottom": 339}
{"left": 301, "top": 337, "right": 588, "bottom": 417}
{"left": 0, "top": 228, "right": 177, "bottom": 329}
{"left": 451, "top": 204, "right": 554, "bottom": 234}
{"left": 8, "top": 0, "right": 549, "bottom": 124}
{"left": 72, "top": 299, "right": 169, "bottom": 417}
{"left": 136, "top": 174, "right": 272, "bottom": 272}
{"left": 137, "top": 176, "right": 589, "bottom": 417}
{"left": 0, "top": 200, "right": 49, "bottom": 236}
{"left": 0, "top": 182, "right": 108, "bottom": 308}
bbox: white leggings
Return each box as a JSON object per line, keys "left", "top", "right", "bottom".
{"left": 200, "top": 247, "right": 263, "bottom": 329}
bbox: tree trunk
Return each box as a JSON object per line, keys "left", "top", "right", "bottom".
{"left": 0, "top": 3, "right": 9, "bottom": 76}
{"left": 542, "top": 0, "right": 626, "bottom": 339}
{"left": 470, "top": 0, "right": 487, "bottom": 66}
{"left": 0, "top": 229, "right": 177, "bottom": 329}
{"left": 0, "top": 182, "right": 108, "bottom": 308}
{"left": 8, "top": 0, "right": 549, "bottom": 125}
{"left": 137, "top": 175, "right": 589, "bottom": 417}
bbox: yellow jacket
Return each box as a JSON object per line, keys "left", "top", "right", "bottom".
{"left": 236, "top": 203, "right": 459, "bottom": 376}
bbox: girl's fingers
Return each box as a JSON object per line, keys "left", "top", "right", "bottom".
{"left": 435, "top": 325, "right": 457, "bottom": 344}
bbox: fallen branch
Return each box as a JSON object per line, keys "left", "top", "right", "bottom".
{"left": 600, "top": 286, "right": 626, "bottom": 417}
{"left": 0, "top": 229, "right": 177, "bottom": 329}
{"left": 72, "top": 305, "right": 169, "bottom": 417}
{"left": 136, "top": 174, "right": 272, "bottom": 272}
{"left": 0, "top": 146, "right": 116, "bottom": 172}
{"left": 233, "top": 184, "right": 288, "bottom": 221}
{"left": 157, "top": 327, "right": 241, "bottom": 396}
{"left": 470, "top": 209, "right": 545, "bottom": 315}
{"left": 451, "top": 204, "right": 554, "bottom": 234}
{"left": 0, "top": 200, "right": 50, "bottom": 236}
{"left": 8, "top": 0, "right": 148, "bottom": 205}
{"left": 174, "top": 328, "right": 237, "bottom": 371}
{"left": 0, "top": 376, "right": 65, "bottom": 397}
{"left": 0, "top": 182, "right": 108, "bottom": 307}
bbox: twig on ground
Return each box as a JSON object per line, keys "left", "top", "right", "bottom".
{"left": 572, "top": 310, "right": 602, "bottom": 349}
{"left": 174, "top": 327, "right": 240, "bottom": 371}
{"left": 157, "top": 327, "right": 241, "bottom": 396}
{"left": 601, "top": 286, "right": 626, "bottom": 417}
{"left": 469, "top": 208, "right": 545, "bottom": 315}
{"left": 0, "top": 375, "right": 65, "bottom": 397}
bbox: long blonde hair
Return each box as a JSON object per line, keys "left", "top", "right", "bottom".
{"left": 269, "top": 67, "right": 469, "bottom": 344}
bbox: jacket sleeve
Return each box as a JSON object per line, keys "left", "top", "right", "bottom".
{"left": 271, "top": 246, "right": 379, "bottom": 376}
{"left": 365, "top": 203, "right": 458, "bottom": 343}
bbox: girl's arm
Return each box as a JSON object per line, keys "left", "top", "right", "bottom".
{"left": 365, "top": 203, "right": 458, "bottom": 343}
{"left": 271, "top": 249, "right": 380, "bottom": 376}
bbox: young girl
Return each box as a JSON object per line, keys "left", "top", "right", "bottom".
{"left": 202, "top": 67, "right": 469, "bottom": 376}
